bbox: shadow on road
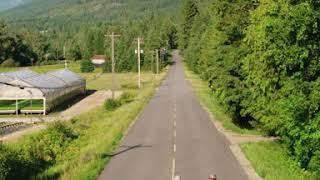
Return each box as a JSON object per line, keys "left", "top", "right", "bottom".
{"left": 102, "top": 144, "right": 152, "bottom": 157}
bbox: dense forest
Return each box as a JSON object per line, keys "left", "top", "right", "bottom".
{"left": 181, "top": 0, "right": 320, "bottom": 175}
{"left": 0, "top": 15, "right": 177, "bottom": 71}
{"left": 0, "top": 0, "right": 180, "bottom": 71}
{"left": 1, "top": 0, "right": 181, "bottom": 29}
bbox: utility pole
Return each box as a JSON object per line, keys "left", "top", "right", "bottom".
{"left": 63, "top": 45, "right": 67, "bottom": 69}
{"left": 135, "top": 37, "right": 143, "bottom": 89}
{"left": 151, "top": 51, "right": 154, "bottom": 73}
{"left": 106, "top": 32, "right": 120, "bottom": 100}
{"left": 156, "top": 49, "right": 159, "bottom": 75}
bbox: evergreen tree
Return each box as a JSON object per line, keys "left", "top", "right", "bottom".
{"left": 80, "top": 59, "right": 94, "bottom": 73}
{"left": 179, "top": 0, "right": 199, "bottom": 51}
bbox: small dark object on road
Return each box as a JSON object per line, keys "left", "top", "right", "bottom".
{"left": 209, "top": 174, "right": 217, "bottom": 180}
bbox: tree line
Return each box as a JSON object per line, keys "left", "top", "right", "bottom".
{"left": 181, "top": 0, "right": 320, "bottom": 175}
{"left": 0, "top": 13, "right": 177, "bottom": 72}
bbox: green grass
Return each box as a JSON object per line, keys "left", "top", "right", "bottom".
{"left": 183, "top": 63, "right": 260, "bottom": 134}
{"left": 0, "top": 61, "right": 81, "bottom": 73}
{"left": 240, "top": 141, "right": 317, "bottom": 180}
{"left": 6, "top": 67, "right": 168, "bottom": 179}
{"left": 0, "top": 100, "right": 44, "bottom": 110}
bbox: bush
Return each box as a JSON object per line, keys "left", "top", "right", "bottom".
{"left": 104, "top": 92, "right": 134, "bottom": 111}
{"left": 0, "top": 144, "right": 34, "bottom": 180}
{"left": 22, "top": 123, "right": 77, "bottom": 164}
{"left": 80, "top": 59, "right": 94, "bottom": 73}
{"left": 0, "top": 145, "right": 14, "bottom": 180}
{"left": 0, "top": 122, "right": 78, "bottom": 180}
{"left": 1, "top": 58, "right": 19, "bottom": 67}
{"left": 104, "top": 99, "right": 120, "bottom": 111}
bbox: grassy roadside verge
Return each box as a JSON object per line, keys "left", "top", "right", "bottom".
{"left": 240, "top": 141, "right": 316, "bottom": 179}
{"left": 3, "top": 68, "right": 168, "bottom": 180}
{"left": 183, "top": 63, "right": 259, "bottom": 134}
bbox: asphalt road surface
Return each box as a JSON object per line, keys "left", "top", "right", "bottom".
{"left": 99, "top": 50, "right": 248, "bottom": 180}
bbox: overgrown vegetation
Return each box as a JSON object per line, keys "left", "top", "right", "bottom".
{"left": 0, "top": 123, "right": 77, "bottom": 179}
{"left": 181, "top": 0, "right": 320, "bottom": 175}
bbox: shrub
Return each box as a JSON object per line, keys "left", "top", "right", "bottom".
{"left": 1, "top": 58, "right": 19, "bottom": 67}
{"left": 80, "top": 59, "right": 94, "bottom": 73}
{"left": 21, "top": 122, "right": 77, "bottom": 168}
{"left": 104, "top": 92, "right": 134, "bottom": 111}
{"left": 0, "top": 144, "right": 31, "bottom": 180}
{"left": 0, "top": 145, "right": 13, "bottom": 180}
{"left": 104, "top": 99, "right": 120, "bottom": 111}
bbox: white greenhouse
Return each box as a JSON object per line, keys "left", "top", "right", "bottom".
{"left": 0, "top": 69, "right": 86, "bottom": 115}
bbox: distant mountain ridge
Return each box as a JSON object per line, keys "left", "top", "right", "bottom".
{"left": 0, "top": 0, "right": 29, "bottom": 12}
{"left": 1, "top": 0, "right": 181, "bottom": 28}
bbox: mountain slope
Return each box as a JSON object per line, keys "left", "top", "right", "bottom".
{"left": 1, "top": 0, "right": 181, "bottom": 27}
{"left": 0, "top": 0, "right": 29, "bottom": 12}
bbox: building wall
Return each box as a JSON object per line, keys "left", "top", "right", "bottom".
{"left": 92, "top": 59, "right": 105, "bottom": 65}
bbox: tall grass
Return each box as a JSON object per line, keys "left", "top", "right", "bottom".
{"left": 240, "top": 141, "right": 317, "bottom": 180}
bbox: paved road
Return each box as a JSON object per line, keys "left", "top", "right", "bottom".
{"left": 99, "top": 51, "right": 248, "bottom": 180}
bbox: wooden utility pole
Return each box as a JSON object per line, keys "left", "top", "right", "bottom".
{"left": 156, "top": 49, "right": 159, "bottom": 75}
{"left": 151, "top": 51, "right": 154, "bottom": 73}
{"left": 63, "top": 45, "right": 68, "bottom": 68}
{"left": 135, "top": 37, "right": 143, "bottom": 89}
{"left": 106, "top": 32, "right": 120, "bottom": 100}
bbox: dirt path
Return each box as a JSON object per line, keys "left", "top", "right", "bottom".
{"left": 0, "top": 90, "right": 122, "bottom": 142}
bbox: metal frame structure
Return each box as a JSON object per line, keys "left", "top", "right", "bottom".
{"left": 0, "top": 69, "right": 86, "bottom": 115}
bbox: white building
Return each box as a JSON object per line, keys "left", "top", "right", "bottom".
{"left": 91, "top": 55, "right": 106, "bottom": 66}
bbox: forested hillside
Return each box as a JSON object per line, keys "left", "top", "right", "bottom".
{"left": 0, "top": 0, "right": 185, "bottom": 71}
{"left": 1, "top": 0, "right": 181, "bottom": 28}
{"left": 0, "top": 0, "right": 28, "bottom": 12}
{"left": 181, "top": 0, "right": 320, "bottom": 176}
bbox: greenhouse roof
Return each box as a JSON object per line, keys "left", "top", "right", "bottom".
{"left": 1, "top": 69, "right": 39, "bottom": 80}
{"left": 0, "top": 69, "right": 39, "bottom": 85}
{"left": 0, "top": 69, "right": 85, "bottom": 96}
